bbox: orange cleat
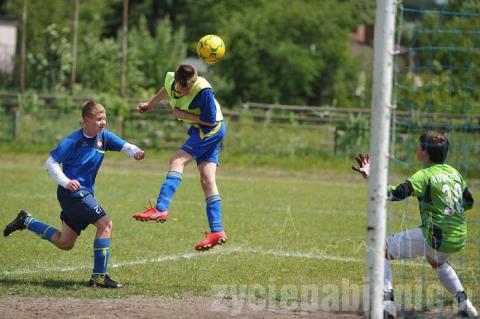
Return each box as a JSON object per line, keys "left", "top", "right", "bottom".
{"left": 132, "top": 206, "right": 168, "bottom": 223}
{"left": 195, "top": 230, "right": 227, "bottom": 251}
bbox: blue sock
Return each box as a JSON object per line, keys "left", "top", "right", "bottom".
{"left": 156, "top": 171, "right": 183, "bottom": 212}
{"left": 206, "top": 195, "right": 223, "bottom": 232}
{"left": 93, "top": 238, "right": 111, "bottom": 275}
{"left": 25, "top": 216, "right": 58, "bottom": 243}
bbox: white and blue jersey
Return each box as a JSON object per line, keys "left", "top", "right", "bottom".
{"left": 50, "top": 129, "right": 126, "bottom": 197}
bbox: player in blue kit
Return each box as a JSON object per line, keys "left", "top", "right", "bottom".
{"left": 132, "top": 64, "right": 227, "bottom": 251}
{"left": 3, "top": 100, "right": 145, "bottom": 288}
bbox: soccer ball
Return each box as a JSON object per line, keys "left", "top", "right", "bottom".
{"left": 196, "top": 35, "right": 225, "bottom": 64}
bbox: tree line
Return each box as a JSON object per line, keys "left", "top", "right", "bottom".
{"left": 0, "top": 0, "right": 374, "bottom": 108}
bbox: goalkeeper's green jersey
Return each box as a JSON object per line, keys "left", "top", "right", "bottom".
{"left": 400, "top": 164, "right": 469, "bottom": 253}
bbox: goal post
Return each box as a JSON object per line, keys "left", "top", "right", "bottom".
{"left": 365, "top": 0, "right": 398, "bottom": 318}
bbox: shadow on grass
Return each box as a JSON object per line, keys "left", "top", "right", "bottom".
{"left": 398, "top": 310, "right": 459, "bottom": 319}
{"left": 0, "top": 277, "right": 87, "bottom": 290}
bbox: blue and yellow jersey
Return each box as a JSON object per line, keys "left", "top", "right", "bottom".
{"left": 50, "top": 129, "right": 126, "bottom": 197}
{"left": 164, "top": 72, "right": 223, "bottom": 136}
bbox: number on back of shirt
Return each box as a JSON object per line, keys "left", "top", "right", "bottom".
{"left": 442, "top": 183, "right": 463, "bottom": 216}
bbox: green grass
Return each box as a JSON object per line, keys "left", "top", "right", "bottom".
{"left": 0, "top": 153, "right": 479, "bottom": 312}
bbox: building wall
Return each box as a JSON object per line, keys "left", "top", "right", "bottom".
{"left": 0, "top": 19, "right": 17, "bottom": 74}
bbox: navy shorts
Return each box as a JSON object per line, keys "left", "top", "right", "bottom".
{"left": 57, "top": 187, "right": 106, "bottom": 235}
{"left": 180, "top": 121, "right": 226, "bottom": 165}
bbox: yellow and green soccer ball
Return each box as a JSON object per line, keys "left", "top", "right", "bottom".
{"left": 196, "top": 35, "right": 225, "bottom": 64}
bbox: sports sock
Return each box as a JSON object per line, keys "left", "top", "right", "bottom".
{"left": 156, "top": 171, "right": 183, "bottom": 212}
{"left": 93, "top": 238, "right": 111, "bottom": 275}
{"left": 206, "top": 195, "right": 223, "bottom": 232}
{"left": 25, "top": 215, "right": 58, "bottom": 243}
{"left": 436, "top": 263, "right": 464, "bottom": 295}
{"left": 384, "top": 258, "right": 393, "bottom": 292}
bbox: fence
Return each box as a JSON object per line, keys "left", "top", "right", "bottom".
{"left": 1, "top": 93, "right": 480, "bottom": 171}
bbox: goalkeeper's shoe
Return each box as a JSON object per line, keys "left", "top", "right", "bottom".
{"left": 3, "top": 210, "right": 30, "bottom": 237}
{"left": 384, "top": 290, "right": 396, "bottom": 319}
{"left": 457, "top": 291, "right": 478, "bottom": 318}
{"left": 132, "top": 206, "right": 168, "bottom": 223}
{"left": 88, "top": 274, "right": 123, "bottom": 289}
{"left": 383, "top": 301, "right": 396, "bottom": 318}
{"left": 195, "top": 230, "right": 227, "bottom": 251}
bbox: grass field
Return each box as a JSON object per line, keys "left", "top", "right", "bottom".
{"left": 0, "top": 153, "right": 479, "bottom": 316}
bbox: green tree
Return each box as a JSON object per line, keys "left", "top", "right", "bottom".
{"left": 127, "top": 16, "right": 187, "bottom": 92}
{"left": 214, "top": 0, "right": 371, "bottom": 106}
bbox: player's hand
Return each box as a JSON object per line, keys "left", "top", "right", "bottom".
{"left": 66, "top": 180, "right": 81, "bottom": 192}
{"left": 137, "top": 102, "right": 152, "bottom": 113}
{"left": 352, "top": 153, "right": 370, "bottom": 179}
{"left": 133, "top": 151, "right": 145, "bottom": 160}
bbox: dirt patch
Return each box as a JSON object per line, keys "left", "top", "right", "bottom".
{"left": 0, "top": 296, "right": 363, "bottom": 319}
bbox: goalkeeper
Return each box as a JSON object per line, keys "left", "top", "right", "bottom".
{"left": 132, "top": 64, "right": 227, "bottom": 251}
{"left": 353, "top": 131, "right": 477, "bottom": 318}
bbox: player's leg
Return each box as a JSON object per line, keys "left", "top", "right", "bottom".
{"left": 195, "top": 160, "right": 227, "bottom": 251}
{"left": 3, "top": 210, "right": 61, "bottom": 245}
{"left": 194, "top": 123, "right": 227, "bottom": 251}
{"left": 199, "top": 161, "right": 222, "bottom": 230}
{"left": 133, "top": 150, "right": 193, "bottom": 222}
{"left": 88, "top": 215, "right": 122, "bottom": 289}
{"left": 50, "top": 222, "right": 78, "bottom": 250}
{"left": 384, "top": 228, "right": 427, "bottom": 318}
{"left": 426, "top": 254, "right": 478, "bottom": 317}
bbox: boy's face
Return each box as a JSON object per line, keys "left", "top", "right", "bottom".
{"left": 83, "top": 111, "right": 106, "bottom": 135}
{"left": 175, "top": 74, "right": 197, "bottom": 95}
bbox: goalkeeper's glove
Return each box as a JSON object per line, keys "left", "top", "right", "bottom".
{"left": 352, "top": 153, "right": 370, "bottom": 179}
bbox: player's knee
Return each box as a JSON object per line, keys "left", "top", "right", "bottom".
{"left": 169, "top": 155, "right": 187, "bottom": 169}
{"left": 426, "top": 256, "right": 441, "bottom": 268}
{"left": 101, "top": 220, "right": 113, "bottom": 236}
{"left": 95, "top": 218, "right": 112, "bottom": 236}
{"left": 200, "top": 176, "right": 215, "bottom": 190}
{"left": 58, "top": 240, "right": 75, "bottom": 251}
{"left": 385, "top": 243, "right": 395, "bottom": 260}
{"left": 62, "top": 242, "right": 75, "bottom": 251}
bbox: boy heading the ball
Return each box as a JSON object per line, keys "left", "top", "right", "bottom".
{"left": 353, "top": 131, "right": 477, "bottom": 318}
{"left": 3, "top": 100, "right": 145, "bottom": 288}
{"left": 132, "top": 64, "right": 227, "bottom": 251}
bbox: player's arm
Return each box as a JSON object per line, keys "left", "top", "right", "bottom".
{"left": 44, "top": 157, "right": 81, "bottom": 191}
{"left": 105, "top": 130, "right": 145, "bottom": 160}
{"left": 174, "top": 88, "right": 217, "bottom": 127}
{"left": 137, "top": 87, "right": 168, "bottom": 113}
{"left": 387, "top": 181, "right": 414, "bottom": 201}
{"left": 120, "top": 143, "right": 145, "bottom": 160}
{"left": 352, "top": 153, "right": 416, "bottom": 201}
{"left": 172, "top": 108, "right": 216, "bottom": 127}
{"left": 463, "top": 187, "right": 474, "bottom": 211}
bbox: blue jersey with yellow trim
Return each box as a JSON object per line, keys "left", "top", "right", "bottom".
{"left": 191, "top": 88, "right": 218, "bottom": 124}
{"left": 50, "top": 129, "right": 126, "bottom": 196}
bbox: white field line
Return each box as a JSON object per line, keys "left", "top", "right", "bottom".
{"left": 1, "top": 247, "right": 241, "bottom": 276}
{"left": 1, "top": 246, "right": 445, "bottom": 276}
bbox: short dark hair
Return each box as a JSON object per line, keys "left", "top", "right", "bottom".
{"left": 174, "top": 64, "right": 197, "bottom": 88}
{"left": 419, "top": 131, "right": 449, "bottom": 163}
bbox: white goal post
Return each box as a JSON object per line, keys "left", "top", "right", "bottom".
{"left": 365, "top": 0, "right": 398, "bottom": 318}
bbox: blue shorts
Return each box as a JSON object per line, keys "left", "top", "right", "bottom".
{"left": 181, "top": 121, "right": 226, "bottom": 165}
{"left": 57, "top": 187, "right": 106, "bottom": 235}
